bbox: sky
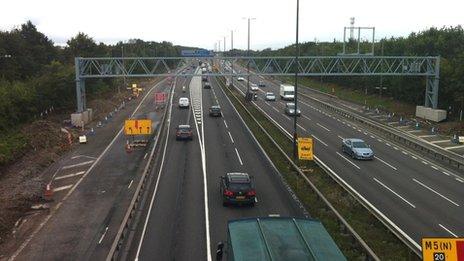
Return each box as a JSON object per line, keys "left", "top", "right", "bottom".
{"left": 1, "top": 0, "right": 463, "bottom": 50}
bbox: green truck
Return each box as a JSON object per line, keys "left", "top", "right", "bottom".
{"left": 216, "top": 217, "right": 346, "bottom": 261}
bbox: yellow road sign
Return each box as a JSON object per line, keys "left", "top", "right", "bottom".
{"left": 422, "top": 238, "right": 464, "bottom": 261}
{"left": 124, "top": 119, "right": 152, "bottom": 135}
{"left": 132, "top": 83, "right": 137, "bottom": 88}
{"left": 297, "top": 137, "right": 313, "bottom": 160}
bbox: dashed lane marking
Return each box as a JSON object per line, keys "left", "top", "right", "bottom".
{"left": 54, "top": 171, "right": 85, "bottom": 180}
{"left": 54, "top": 184, "right": 73, "bottom": 192}
{"left": 62, "top": 160, "right": 94, "bottom": 170}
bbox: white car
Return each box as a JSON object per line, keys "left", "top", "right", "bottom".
{"left": 264, "top": 92, "right": 276, "bottom": 101}
{"left": 237, "top": 77, "right": 245, "bottom": 81}
{"left": 250, "top": 83, "right": 259, "bottom": 92}
{"left": 179, "top": 97, "right": 189, "bottom": 108}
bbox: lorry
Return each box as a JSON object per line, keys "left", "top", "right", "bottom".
{"left": 279, "top": 84, "right": 295, "bottom": 100}
{"left": 215, "top": 217, "right": 346, "bottom": 261}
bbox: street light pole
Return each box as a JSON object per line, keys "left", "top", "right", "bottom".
{"left": 293, "top": 0, "right": 300, "bottom": 160}
{"left": 243, "top": 17, "right": 255, "bottom": 100}
{"left": 231, "top": 30, "right": 234, "bottom": 86}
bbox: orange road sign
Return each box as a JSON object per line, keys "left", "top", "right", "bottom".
{"left": 422, "top": 238, "right": 464, "bottom": 261}
{"left": 297, "top": 137, "right": 313, "bottom": 160}
{"left": 124, "top": 119, "right": 152, "bottom": 135}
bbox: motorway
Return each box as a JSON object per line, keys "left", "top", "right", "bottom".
{"left": 230, "top": 71, "right": 464, "bottom": 249}
{"left": 128, "top": 68, "right": 305, "bottom": 260}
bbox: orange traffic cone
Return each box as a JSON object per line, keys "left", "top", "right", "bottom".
{"left": 44, "top": 183, "right": 54, "bottom": 201}
{"left": 125, "top": 142, "right": 133, "bottom": 153}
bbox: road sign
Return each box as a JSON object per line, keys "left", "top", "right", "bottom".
{"left": 297, "top": 138, "right": 313, "bottom": 160}
{"left": 154, "top": 92, "right": 167, "bottom": 104}
{"left": 422, "top": 238, "right": 464, "bottom": 261}
{"left": 124, "top": 119, "right": 152, "bottom": 135}
{"left": 181, "top": 49, "right": 213, "bottom": 57}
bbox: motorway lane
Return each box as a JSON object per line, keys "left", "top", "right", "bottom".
{"left": 134, "top": 75, "right": 207, "bottom": 261}
{"left": 13, "top": 79, "right": 171, "bottom": 260}
{"left": 232, "top": 75, "right": 464, "bottom": 246}
{"left": 205, "top": 76, "right": 305, "bottom": 255}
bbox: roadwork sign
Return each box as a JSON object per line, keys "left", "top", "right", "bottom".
{"left": 422, "top": 238, "right": 464, "bottom": 261}
{"left": 154, "top": 92, "right": 167, "bottom": 105}
{"left": 297, "top": 137, "right": 313, "bottom": 160}
{"left": 124, "top": 119, "right": 152, "bottom": 135}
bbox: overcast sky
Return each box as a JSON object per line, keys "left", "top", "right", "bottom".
{"left": 1, "top": 0, "right": 463, "bottom": 50}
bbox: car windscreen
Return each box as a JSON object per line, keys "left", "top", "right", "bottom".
{"left": 352, "top": 141, "right": 368, "bottom": 148}
{"left": 229, "top": 182, "right": 251, "bottom": 191}
{"left": 284, "top": 91, "right": 294, "bottom": 95}
{"left": 287, "top": 104, "right": 295, "bottom": 109}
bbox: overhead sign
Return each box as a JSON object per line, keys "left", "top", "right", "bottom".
{"left": 297, "top": 138, "right": 313, "bottom": 160}
{"left": 181, "top": 49, "right": 213, "bottom": 57}
{"left": 124, "top": 119, "right": 152, "bottom": 135}
{"left": 422, "top": 238, "right": 464, "bottom": 261}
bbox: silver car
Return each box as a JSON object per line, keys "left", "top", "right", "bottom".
{"left": 342, "top": 138, "right": 374, "bottom": 160}
{"left": 284, "top": 103, "right": 301, "bottom": 116}
{"left": 265, "top": 92, "right": 276, "bottom": 101}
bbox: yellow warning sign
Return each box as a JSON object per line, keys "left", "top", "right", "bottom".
{"left": 124, "top": 119, "right": 152, "bottom": 135}
{"left": 297, "top": 137, "right": 313, "bottom": 160}
{"left": 422, "top": 238, "right": 464, "bottom": 261}
{"left": 132, "top": 83, "right": 137, "bottom": 88}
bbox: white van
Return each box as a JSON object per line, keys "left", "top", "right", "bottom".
{"left": 279, "top": 84, "right": 295, "bottom": 100}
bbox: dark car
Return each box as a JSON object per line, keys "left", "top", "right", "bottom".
{"left": 258, "top": 81, "right": 266, "bottom": 87}
{"left": 209, "top": 105, "right": 222, "bottom": 117}
{"left": 220, "top": 173, "right": 256, "bottom": 206}
{"left": 202, "top": 76, "right": 208, "bottom": 82}
{"left": 204, "top": 82, "right": 211, "bottom": 89}
{"left": 175, "top": 125, "right": 193, "bottom": 141}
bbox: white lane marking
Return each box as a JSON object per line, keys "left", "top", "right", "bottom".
{"left": 439, "top": 224, "right": 458, "bottom": 238}
{"left": 445, "top": 144, "right": 464, "bottom": 150}
{"left": 98, "top": 226, "right": 109, "bottom": 244}
{"left": 374, "top": 156, "right": 398, "bottom": 171}
{"left": 235, "top": 148, "right": 243, "bottom": 165}
{"left": 302, "top": 115, "right": 311, "bottom": 121}
{"left": 431, "top": 165, "right": 438, "bottom": 170}
{"left": 228, "top": 131, "right": 235, "bottom": 143}
{"left": 254, "top": 198, "right": 258, "bottom": 203}
{"left": 127, "top": 180, "right": 133, "bottom": 189}
{"left": 411, "top": 155, "right": 417, "bottom": 160}
{"left": 413, "top": 178, "right": 460, "bottom": 207}
{"left": 337, "top": 135, "right": 344, "bottom": 140}
{"left": 442, "top": 171, "right": 451, "bottom": 176}
{"left": 393, "top": 146, "right": 399, "bottom": 150}
{"left": 54, "top": 184, "right": 73, "bottom": 192}
{"left": 402, "top": 151, "right": 408, "bottom": 155}
{"left": 456, "top": 178, "right": 464, "bottom": 183}
{"left": 316, "top": 123, "right": 331, "bottom": 132}
{"left": 377, "top": 138, "right": 383, "bottom": 142}
{"left": 422, "top": 161, "right": 428, "bottom": 165}
{"left": 373, "top": 178, "right": 415, "bottom": 208}
{"left": 418, "top": 134, "right": 437, "bottom": 138}
{"left": 144, "top": 153, "right": 148, "bottom": 159}
{"left": 336, "top": 152, "right": 361, "bottom": 169}
{"left": 61, "top": 160, "right": 94, "bottom": 170}
{"left": 223, "top": 120, "right": 228, "bottom": 129}
{"left": 385, "top": 143, "right": 391, "bottom": 147}
{"left": 312, "top": 135, "right": 328, "bottom": 147}
{"left": 71, "top": 155, "right": 97, "bottom": 160}
{"left": 272, "top": 107, "right": 280, "bottom": 113}
{"left": 370, "top": 135, "right": 375, "bottom": 139}
{"left": 297, "top": 123, "right": 307, "bottom": 132}
{"left": 54, "top": 171, "right": 85, "bottom": 180}
{"left": 431, "top": 139, "right": 452, "bottom": 144}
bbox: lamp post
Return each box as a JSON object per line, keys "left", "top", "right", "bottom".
{"left": 230, "top": 30, "right": 234, "bottom": 86}
{"left": 293, "top": 0, "right": 300, "bottom": 160}
{"left": 243, "top": 17, "right": 256, "bottom": 101}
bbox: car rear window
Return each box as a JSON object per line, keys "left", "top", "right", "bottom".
{"left": 229, "top": 182, "right": 251, "bottom": 191}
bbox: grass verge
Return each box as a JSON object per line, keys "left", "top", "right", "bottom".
{"left": 218, "top": 77, "right": 419, "bottom": 260}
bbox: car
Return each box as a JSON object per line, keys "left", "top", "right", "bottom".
{"left": 250, "top": 83, "right": 259, "bottom": 92}
{"left": 178, "top": 97, "right": 189, "bottom": 108}
{"left": 220, "top": 173, "right": 256, "bottom": 206}
{"left": 204, "top": 82, "right": 211, "bottom": 89}
{"left": 209, "top": 105, "right": 222, "bottom": 117}
{"left": 202, "top": 76, "right": 208, "bottom": 82}
{"left": 284, "top": 102, "right": 301, "bottom": 116}
{"left": 264, "top": 92, "right": 276, "bottom": 101}
{"left": 175, "top": 125, "right": 193, "bottom": 140}
{"left": 258, "top": 81, "right": 266, "bottom": 87}
{"left": 342, "top": 138, "right": 374, "bottom": 160}
{"left": 237, "top": 77, "right": 245, "bottom": 81}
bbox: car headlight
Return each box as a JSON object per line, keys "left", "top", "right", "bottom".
{"left": 289, "top": 110, "right": 294, "bottom": 113}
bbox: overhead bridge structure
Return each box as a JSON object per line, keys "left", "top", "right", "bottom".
{"left": 74, "top": 55, "right": 440, "bottom": 112}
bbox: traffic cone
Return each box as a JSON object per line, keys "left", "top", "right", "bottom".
{"left": 44, "top": 183, "right": 54, "bottom": 201}
{"left": 125, "top": 142, "right": 133, "bottom": 153}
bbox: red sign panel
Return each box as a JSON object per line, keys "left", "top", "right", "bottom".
{"left": 154, "top": 92, "right": 167, "bottom": 104}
